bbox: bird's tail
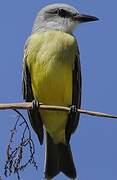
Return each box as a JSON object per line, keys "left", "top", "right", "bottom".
{"left": 44, "top": 132, "right": 76, "bottom": 179}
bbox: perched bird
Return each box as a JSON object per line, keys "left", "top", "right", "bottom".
{"left": 22, "top": 3, "right": 98, "bottom": 179}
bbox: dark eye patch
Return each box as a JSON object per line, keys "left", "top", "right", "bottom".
{"left": 57, "top": 8, "right": 70, "bottom": 18}
{"left": 47, "top": 8, "right": 72, "bottom": 18}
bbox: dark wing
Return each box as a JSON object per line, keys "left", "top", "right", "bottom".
{"left": 22, "top": 51, "right": 43, "bottom": 145}
{"left": 65, "top": 45, "right": 82, "bottom": 143}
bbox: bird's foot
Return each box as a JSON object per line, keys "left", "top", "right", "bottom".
{"left": 65, "top": 105, "right": 78, "bottom": 144}
{"left": 32, "top": 99, "right": 40, "bottom": 110}
{"left": 69, "top": 105, "right": 77, "bottom": 116}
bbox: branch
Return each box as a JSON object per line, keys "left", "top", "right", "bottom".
{"left": 1, "top": 101, "right": 117, "bottom": 179}
{"left": 0, "top": 102, "right": 117, "bottom": 119}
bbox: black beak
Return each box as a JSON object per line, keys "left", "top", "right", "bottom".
{"left": 73, "top": 14, "right": 99, "bottom": 23}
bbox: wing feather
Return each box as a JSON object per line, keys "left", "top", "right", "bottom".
{"left": 65, "top": 44, "right": 82, "bottom": 142}
{"left": 22, "top": 48, "right": 44, "bottom": 145}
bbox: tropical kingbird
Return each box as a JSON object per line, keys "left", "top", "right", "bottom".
{"left": 22, "top": 3, "right": 98, "bottom": 179}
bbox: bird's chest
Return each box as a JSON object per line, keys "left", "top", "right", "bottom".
{"left": 28, "top": 31, "right": 76, "bottom": 106}
{"left": 31, "top": 52, "right": 73, "bottom": 106}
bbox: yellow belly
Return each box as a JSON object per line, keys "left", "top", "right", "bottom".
{"left": 33, "top": 57, "right": 72, "bottom": 143}
{"left": 27, "top": 31, "right": 76, "bottom": 143}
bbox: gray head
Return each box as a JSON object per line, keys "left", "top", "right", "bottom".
{"left": 32, "top": 3, "right": 98, "bottom": 34}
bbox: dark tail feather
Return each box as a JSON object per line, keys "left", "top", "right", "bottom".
{"left": 44, "top": 132, "right": 76, "bottom": 179}
{"left": 44, "top": 132, "right": 59, "bottom": 178}
{"left": 59, "top": 143, "right": 76, "bottom": 178}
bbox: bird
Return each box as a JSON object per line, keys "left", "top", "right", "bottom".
{"left": 22, "top": 3, "right": 98, "bottom": 179}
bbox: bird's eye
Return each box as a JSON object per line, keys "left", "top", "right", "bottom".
{"left": 47, "top": 8, "right": 70, "bottom": 18}
{"left": 57, "top": 9, "right": 68, "bottom": 18}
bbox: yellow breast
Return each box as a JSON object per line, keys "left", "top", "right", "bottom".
{"left": 26, "top": 30, "right": 77, "bottom": 143}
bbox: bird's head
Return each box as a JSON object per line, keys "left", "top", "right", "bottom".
{"left": 32, "top": 3, "right": 99, "bottom": 34}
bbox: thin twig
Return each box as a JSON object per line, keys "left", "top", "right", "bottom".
{"left": 0, "top": 102, "right": 116, "bottom": 119}
{"left": 4, "top": 109, "right": 37, "bottom": 179}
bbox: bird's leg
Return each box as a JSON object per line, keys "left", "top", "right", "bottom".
{"left": 68, "top": 105, "right": 78, "bottom": 128}
{"left": 65, "top": 105, "right": 78, "bottom": 144}
{"left": 68, "top": 105, "right": 77, "bottom": 119}
{"left": 32, "top": 99, "right": 40, "bottom": 110}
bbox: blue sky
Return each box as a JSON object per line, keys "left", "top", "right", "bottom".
{"left": 0, "top": 0, "right": 117, "bottom": 180}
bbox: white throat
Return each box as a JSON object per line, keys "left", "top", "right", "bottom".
{"left": 32, "top": 17, "right": 77, "bottom": 34}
